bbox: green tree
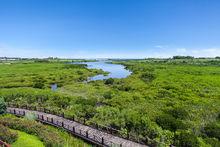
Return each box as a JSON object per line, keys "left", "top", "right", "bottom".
{"left": 173, "top": 56, "right": 194, "bottom": 59}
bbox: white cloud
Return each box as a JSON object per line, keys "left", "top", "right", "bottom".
{"left": 176, "top": 48, "right": 187, "bottom": 53}
{"left": 151, "top": 46, "right": 220, "bottom": 58}
{"left": 1, "top": 42, "right": 220, "bottom": 58}
{"left": 149, "top": 52, "right": 173, "bottom": 58}
{"left": 0, "top": 43, "right": 72, "bottom": 58}
{"left": 154, "top": 45, "right": 168, "bottom": 49}
{"left": 175, "top": 48, "right": 220, "bottom": 57}
{"left": 0, "top": 47, "right": 45, "bottom": 58}
{"left": 190, "top": 48, "right": 220, "bottom": 57}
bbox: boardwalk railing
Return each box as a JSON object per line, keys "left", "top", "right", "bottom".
{"left": 8, "top": 104, "right": 121, "bottom": 134}
{"left": 6, "top": 103, "right": 145, "bottom": 144}
{"left": 7, "top": 107, "right": 147, "bottom": 147}
{"left": 0, "top": 140, "right": 10, "bottom": 147}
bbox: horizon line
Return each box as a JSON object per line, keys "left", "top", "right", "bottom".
{"left": 0, "top": 56, "right": 220, "bottom": 60}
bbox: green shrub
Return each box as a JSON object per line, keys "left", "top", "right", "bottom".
{"left": 204, "top": 137, "right": 220, "bottom": 147}
{"left": 0, "top": 117, "right": 63, "bottom": 146}
{"left": 140, "top": 72, "right": 156, "bottom": 82}
{"left": 0, "top": 124, "right": 18, "bottom": 144}
{"left": 0, "top": 97, "right": 6, "bottom": 114}
{"left": 103, "top": 91, "right": 112, "bottom": 99}
{"left": 174, "top": 130, "right": 199, "bottom": 147}
{"left": 104, "top": 78, "right": 114, "bottom": 85}
{"left": 156, "top": 114, "right": 186, "bottom": 131}
{"left": 203, "top": 122, "right": 220, "bottom": 140}
{"left": 32, "top": 76, "right": 46, "bottom": 89}
{"left": 169, "top": 107, "right": 189, "bottom": 119}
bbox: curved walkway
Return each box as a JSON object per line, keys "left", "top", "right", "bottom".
{"left": 7, "top": 107, "right": 147, "bottom": 147}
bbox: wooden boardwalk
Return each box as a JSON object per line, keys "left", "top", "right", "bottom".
{"left": 7, "top": 107, "right": 147, "bottom": 147}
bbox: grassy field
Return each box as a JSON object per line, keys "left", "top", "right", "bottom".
{"left": 12, "top": 130, "right": 44, "bottom": 147}
{"left": 0, "top": 61, "right": 103, "bottom": 89}
{"left": 0, "top": 58, "right": 220, "bottom": 146}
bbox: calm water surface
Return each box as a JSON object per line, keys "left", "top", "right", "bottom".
{"left": 76, "top": 61, "right": 132, "bottom": 81}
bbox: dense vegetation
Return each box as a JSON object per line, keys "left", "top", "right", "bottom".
{"left": 0, "top": 58, "right": 220, "bottom": 146}
{"left": 0, "top": 124, "right": 18, "bottom": 144}
{"left": 0, "top": 96, "right": 6, "bottom": 114}
{"left": 0, "top": 114, "right": 90, "bottom": 146}
{"left": 0, "top": 61, "right": 103, "bottom": 89}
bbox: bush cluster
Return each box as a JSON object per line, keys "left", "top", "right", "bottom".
{"left": 0, "top": 97, "right": 6, "bottom": 114}
{"left": 0, "top": 116, "right": 64, "bottom": 146}
{"left": 0, "top": 124, "right": 18, "bottom": 144}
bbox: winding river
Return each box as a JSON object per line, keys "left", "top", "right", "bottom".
{"left": 76, "top": 61, "right": 131, "bottom": 81}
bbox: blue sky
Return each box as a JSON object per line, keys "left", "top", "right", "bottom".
{"left": 0, "top": 0, "right": 220, "bottom": 58}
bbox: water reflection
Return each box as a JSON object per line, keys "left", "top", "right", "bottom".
{"left": 75, "top": 61, "right": 131, "bottom": 81}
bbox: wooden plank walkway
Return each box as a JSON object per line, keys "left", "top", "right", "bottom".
{"left": 6, "top": 107, "right": 147, "bottom": 147}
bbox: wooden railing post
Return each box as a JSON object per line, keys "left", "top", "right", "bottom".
{"left": 102, "top": 137, "right": 104, "bottom": 144}
{"left": 73, "top": 126, "right": 75, "bottom": 133}
{"left": 86, "top": 130, "right": 88, "bottom": 138}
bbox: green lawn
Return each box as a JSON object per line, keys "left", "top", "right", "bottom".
{"left": 11, "top": 130, "right": 44, "bottom": 147}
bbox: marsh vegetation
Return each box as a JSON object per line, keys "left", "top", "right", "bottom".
{"left": 0, "top": 58, "right": 220, "bottom": 146}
